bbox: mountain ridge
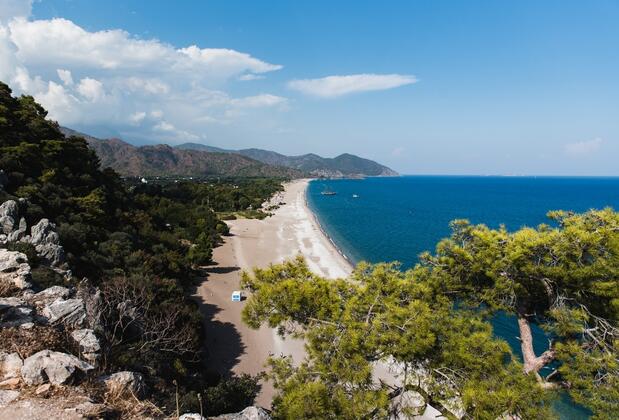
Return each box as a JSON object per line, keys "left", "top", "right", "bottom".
{"left": 60, "top": 128, "right": 399, "bottom": 178}
{"left": 176, "top": 142, "right": 399, "bottom": 178}
{"left": 60, "top": 128, "right": 303, "bottom": 178}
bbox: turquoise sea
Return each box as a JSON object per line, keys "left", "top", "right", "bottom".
{"left": 307, "top": 176, "right": 619, "bottom": 419}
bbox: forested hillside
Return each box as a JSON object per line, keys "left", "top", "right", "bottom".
{"left": 0, "top": 82, "right": 282, "bottom": 416}
{"left": 177, "top": 143, "right": 399, "bottom": 178}
{"left": 85, "top": 136, "right": 303, "bottom": 178}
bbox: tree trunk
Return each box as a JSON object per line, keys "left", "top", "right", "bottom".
{"left": 517, "top": 315, "right": 555, "bottom": 375}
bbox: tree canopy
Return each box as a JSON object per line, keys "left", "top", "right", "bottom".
{"left": 241, "top": 209, "right": 619, "bottom": 419}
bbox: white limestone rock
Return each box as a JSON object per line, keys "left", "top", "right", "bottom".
{"left": 0, "top": 389, "right": 20, "bottom": 408}
{"left": 0, "top": 297, "right": 34, "bottom": 328}
{"left": 41, "top": 298, "right": 86, "bottom": 327}
{"left": 99, "top": 371, "right": 147, "bottom": 399}
{"left": 0, "top": 249, "right": 32, "bottom": 290}
{"left": 0, "top": 352, "right": 23, "bottom": 380}
{"left": 71, "top": 329, "right": 100, "bottom": 365}
{"left": 21, "top": 350, "right": 94, "bottom": 385}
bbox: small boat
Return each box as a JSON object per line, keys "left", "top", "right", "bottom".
{"left": 321, "top": 190, "right": 337, "bottom": 196}
{"left": 352, "top": 194, "right": 359, "bottom": 198}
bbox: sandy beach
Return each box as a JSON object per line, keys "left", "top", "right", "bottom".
{"left": 194, "top": 179, "right": 353, "bottom": 407}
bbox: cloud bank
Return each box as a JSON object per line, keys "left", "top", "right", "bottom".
{"left": 564, "top": 138, "right": 603, "bottom": 158}
{"left": 288, "top": 73, "right": 417, "bottom": 98}
{"left": 0, "top": 1, "right": 285, "bottom": 143}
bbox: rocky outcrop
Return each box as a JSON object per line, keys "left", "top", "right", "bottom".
{"left": 0, "top": 201, "right": 18, "bottom": 235}
{"left": 21, "top": 350, "right": 94, "bottom": 385}
{"left": 0, "top": 352, "right": 23, "bottom": 381}
{"left": 0, "top": 200, "right": 65, "bottom": 268}
{"left": 0, "top": 249, "right": 32, "bottom": 290}
{"left": 41, "top": 298, "right": 86, "bottom": 327}
{"left": 29, "top": 219, "right": 64, "bottom": 267}
{"left": 0, "top": 297, "right": 34, "bottom": 329}
{"left": 0, "top": 394, "right": 110, "bottom": 419}
{"left": 99, "top": 371, "right": 147, "bottom": 399}
{"left": 180, "top": 407, "right": 273, "bottom": 420}
{"left": 71, "top": 329, "right": 100, "bottom": 365}
{"left": 30, "top": 286, "right": 71, "bottom": 305}
{"left": 180, "top": 414, "right": 207, "bottom": 420}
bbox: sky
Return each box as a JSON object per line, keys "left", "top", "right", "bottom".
{"left": 1, "top": 0, "right": 618, "bottom": 175}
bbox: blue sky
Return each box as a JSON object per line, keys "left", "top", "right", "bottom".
{"left": 1, "top": 0, "right": 618, "bottom": 175}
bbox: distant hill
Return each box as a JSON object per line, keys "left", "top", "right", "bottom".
{"left": 176, "top": 144, "right": 399, "bottom": 178}
{"left": 61, "top": 127, "right": 398, "bottom": 178}
{"left": 60, "top": 128, "right": 303, "bottom": 178}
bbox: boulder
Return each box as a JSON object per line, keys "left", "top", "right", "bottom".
{"left": 34, "top": 383, "right": 51, "bottom": 396}
{"left": 7, "top": 217, "right": 27, "bottom": 242}
{"left": 0, "top": 216, "right": 15, "bottom": 236}
{"left": 31, "top": 286, "right": 71, "bottom": 305}
{"left": 0, "top": 352, "right": 23, "bottom": 380}
{"left": 29, "top": 219, "right": 65, "bottom": 267}
{"left": 0, "top": 297, "right": 34, "bottom": 328}
{"left": 0, "top": 249, "right": 32, "bottom": 290}
{"left": 71, "top": 329, "right": 100, "bottom": 365}
{"left": 99, "top": 371, "right": 147, "bottom": 399}
{"left": 21, "top": 350, "right": 94, "bottom": 385}
{"left": 0, "top": 377, "right": 20, "bottom": 390}
{"left": 0, "top": 389, "right": 20, "bottom": 408}
{"left": 180, "top": 414, "right": 206, "bottom": 420}
{"left": 0, "top": 200, "right": 18, "bottom": 235}
{"left": 42, "top": 298, "right": 86, "bottom": 327}
{"left": 212, "top": 407, "right": 272, "bottom": 420}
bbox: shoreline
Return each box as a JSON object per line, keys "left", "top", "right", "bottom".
{"left": 299, "top": 180, "right": 355, "bottom": 277}
{"left": 194, "top": 178, "right": 353, "bottom": 407}
{"left": 303, "top": 182, "right": 357, "bottom": 269}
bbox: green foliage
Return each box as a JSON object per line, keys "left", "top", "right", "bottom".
{"left": 242, "top": 258, "right": 554, "bottom": 419}
{"left": 242, "top": 209, "right": 619, "bottom": 419}
{"left": 0, "top": 82, "right": 281, "bottom": 415}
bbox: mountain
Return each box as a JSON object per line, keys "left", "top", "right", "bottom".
{"left": 61, "top": 128, "right": 398, "bottom": 178}
{"left": 62, "top": 130, "right": 303, "bottom": 178}
{"left": 174, "top": 142, "right": 233, "bottom": 154}
{"left": 176, "top": 144, "right": 399, "bottom": 178}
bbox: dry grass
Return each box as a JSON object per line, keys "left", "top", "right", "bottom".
{"left": 0, "top": 280, "right": 18, "bottom": 298}
{"left": 0, "top": 326, "right": 69, "bottom": 359}
{"left": 104, "top": 387, "right": 166, "bottom": 419}
{"left": 81, "top": 377, "right": 166, "bottom": 419}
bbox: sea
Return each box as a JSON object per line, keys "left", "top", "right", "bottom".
{"left": 307, "top": 175, "right": 619, "bottom": 419}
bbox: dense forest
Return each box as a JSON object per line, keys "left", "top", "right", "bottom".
{"left": 0, "top": 82, "right": 283, "bottom": 415}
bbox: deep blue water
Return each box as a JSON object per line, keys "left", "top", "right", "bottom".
{"left": 307, "top": 176, "right": 619, "bottom": 419}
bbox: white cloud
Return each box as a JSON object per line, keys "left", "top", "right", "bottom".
{"left": 129, "top": 111, "right": 146, "bottom": 125}
{"left": 288, "top": 73, "right": 417, "bottom": 98}
{"left": 0, "top": 0, "right": 32, "bottom": 24}
{"left": 154, "top": 121, "right": 175, "bottom": 132}
{"left": 230, "top": 94, "right": 287, "bottom": 108}
{"left": 57, "top": 68, "right": 73, "bottom": 86}
{"left": 239, "top": 73, "right": 265, "bottom": 81}
{"left": 77, "top": 77, "right": 105, "bottom": 102}
{"left": 564, "top": 138, "right": 603, "bottom": 158}
{"left": 0, "top": 9, "right": 286, "bottom": 143}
